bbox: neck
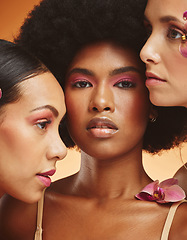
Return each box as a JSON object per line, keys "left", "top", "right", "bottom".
{"left": 72, "top": 149, "right": 152, "bottom": 200}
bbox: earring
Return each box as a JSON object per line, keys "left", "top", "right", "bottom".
{"left": 179, "top": 11, "right": 187, "bottom": 57}
{"left": 150, "top": 117, "right": 157, "bottom": 123}
{"left": 0, "top": 88, "right": 2, "bottom": 99}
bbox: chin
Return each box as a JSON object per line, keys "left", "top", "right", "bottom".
{"left": 149, "top": 94, "right": 172, "bottom": 107}
{"left": 11, "top": 189, "right": 43, "bottom": 204}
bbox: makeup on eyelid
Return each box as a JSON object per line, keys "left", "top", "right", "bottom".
{"left": 111, "top": 74, "right": 140, "bottom": 86}
{"left": 26, "top": 109, "right": 54, "bottom": 124}
{"left": 68, "top": 73, "right": 141, "bottom": 87}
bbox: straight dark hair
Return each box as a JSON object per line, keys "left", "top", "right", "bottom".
{"left": 0, "top": 39, "right": 48, "bottom": 107}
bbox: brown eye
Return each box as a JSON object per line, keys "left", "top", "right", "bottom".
{"left": 167, "top": 28, "right": 183, "bottom": 40}
{"left": 73, "top": 80, "right": 92, "bottom": 88}
{"left": 114, "top": 80, "right": 136, "bottom": 89}
{"left": 36, "top": 119, "right": 51, "bottom": 130}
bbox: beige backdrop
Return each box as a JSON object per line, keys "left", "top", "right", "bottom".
{"left": 1, "top": 0, "right": 187, "bottom": 182}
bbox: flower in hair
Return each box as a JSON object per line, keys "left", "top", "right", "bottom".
{"left": 179, "top": 11, "right": 187, "bottom": 57}
{"left": 135, "top": 178, "right": 186, "bottom": 203}
{"left": 0, "top": 88, "right": 2, "bottom": 99}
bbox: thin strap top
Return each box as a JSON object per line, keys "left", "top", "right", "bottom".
{"left": 34, "top": 191, "right": 186, "bottom": 240}
{"left": 160, "top": 200, "right": 187, "bottom": 240}
{"left": 34, "top": 189, "right": 46, "bottom": 240}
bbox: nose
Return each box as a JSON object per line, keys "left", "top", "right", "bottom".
{"left": 89, "top": 83, "right": 115, "bottom": 112}
{"left": 47, "top": 133, "right": 67, "bottom": 161}
{"left": 140, "top": 35, "right": 161, "bottom": 65}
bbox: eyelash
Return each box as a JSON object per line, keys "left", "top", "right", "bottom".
{"left": 72, "top": 80, "right": 92, "bottom": 88}
{"left": 145, "top": 23, "right": 184, "bottom": 41}
{"left": 167, "top": 27, "right": 184, "bottom": 40}
{"left": 114, "top": 79, "right": 136, "bottom": 89}
{"left": 71, "top": 79, "right": 136, "bottom": 89}
{"left": 35, "top": 119, "right": 52, "bottom": 130}
{"left": 144, "top": 22, "right": 185, "bottom": 42}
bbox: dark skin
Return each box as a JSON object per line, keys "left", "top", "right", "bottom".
{"left": 0, "top": 42, "right": 187, "bottom": 240}
{"left": 174, "top": 164, "right": 187, "bottom": 198}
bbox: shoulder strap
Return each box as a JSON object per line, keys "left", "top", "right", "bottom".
{"left": 34, "top": 188, "right": 46, "bottom": 240}
{"left": 160, "top": 200, "right": 187, "bottom": 240}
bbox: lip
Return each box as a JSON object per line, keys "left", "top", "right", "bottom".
{"left": 86, "top": 117, "right": 118, "bottom": 138}
{"left": 145, "top": 72, "right": 166, "bottom": 87}
{"left": 36, "top": 169, "right": 56, "bottom": 187}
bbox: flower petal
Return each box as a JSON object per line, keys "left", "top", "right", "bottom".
{"left": 135, "top": 192, "right": 155, "bottom": 201}
{"left": 159, "top": 178, "right": 178, "bottom": 188}
{"left": 162, "top": 185, "right": 186, "bottom": 202}
{"left": 137, "top": 180, "right": 159, "bottom": 196}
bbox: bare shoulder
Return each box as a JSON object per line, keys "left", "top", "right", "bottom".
{"left": 173, "top": 164, "right": 187, "bottom": 196}
{"left": 169, "top": 201, "right": 187, "bottom": 240}
{"left": 0, "top": 194, "right": 37, "bottom": 240}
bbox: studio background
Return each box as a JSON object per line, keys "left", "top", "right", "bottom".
{"left": 1, "top": 0, "right": 187, "bottom": 181}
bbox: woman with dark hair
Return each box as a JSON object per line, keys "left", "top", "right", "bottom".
{"left": 1, "top": 0, "right": 187, "bottom": 239}
{"left": 0, "top": 39, "right": 67, "bottom": 203}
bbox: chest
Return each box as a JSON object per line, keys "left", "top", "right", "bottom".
{"left": 42, "top": 199, "right": 168, "bottom": 240}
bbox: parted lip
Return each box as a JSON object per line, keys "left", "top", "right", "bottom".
{"left": 37, "top": 169, "right": 56, "bottom": 177}
{"left": 86, "top": 117, "right": 118, "bottom": 130}
{"left": 146, "top": 72, "right": 166, "bottom": 82}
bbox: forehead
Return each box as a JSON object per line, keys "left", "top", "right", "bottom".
{"left": 69, "top": 42, "right": 143, "bottom": 72}
{"left": 145, "top": 0, "right": 187, "bottom": 21}
{"left": 2, "top": 73, "right": 64, "bottom": 117}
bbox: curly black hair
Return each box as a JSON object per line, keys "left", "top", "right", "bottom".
{"left": 15, "top": 0, "right": 187, "bottom": 153}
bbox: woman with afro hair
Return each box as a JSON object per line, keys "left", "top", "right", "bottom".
{"left": 0, "top": 0, "right": 187, "bottom": 239}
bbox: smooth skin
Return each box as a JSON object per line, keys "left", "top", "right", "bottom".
{"left": 0, "top": 72, "right": 67, "bottom": 203}
{"left": 140, "top": 0, "right": 187, "bottom": 107}
{"left": 0, "top": 42, "right": 187, "bottom": 240}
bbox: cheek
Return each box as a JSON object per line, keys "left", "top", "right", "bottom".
{"left": 65, "top": 92, "right": 88, "bottom": 124}
{"left": 166, "top": 52, "right": 187, "bottom": 81}
{"left": 0, "top": 123, "right": 41, "bottom": 166}
{"left": 0, "top": 125, "right": 20, "bottom": 154}
{"left": 116, "top": 90, "right": 150, "bottom": 123}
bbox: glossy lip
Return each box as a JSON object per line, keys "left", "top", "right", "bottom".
{"left": 145, "top": 72, "right": 167, "bottom": 87}
{"left": 36, "top": 169, "right": 56, "bottom": 187}
{"left": 38, "top": 169, "right": 56, "bottom": 176}
{"left": 86, "top": 117, "right": 118, "bottom": 138}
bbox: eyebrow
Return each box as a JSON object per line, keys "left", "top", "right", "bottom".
{"left": 67, "top": 66, "right": 141, "bottom": 78}
{"left": 31, "top": 105, "right": 59, "bottom": 117}
{"left": 67, "top": 68, "right": 94, "bottom": 77}
{"left": 144, "top": 15, "right": 183, "bottom": 25}
{"left": 160, "top": 16, "right": 182, "bottom": 24}
{"left": 109, "top": 66, "right": 141, "bottom": 76}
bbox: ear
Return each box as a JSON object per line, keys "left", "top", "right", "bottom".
{"left": 149, "top": 105, "right": 158, "bottom": 123}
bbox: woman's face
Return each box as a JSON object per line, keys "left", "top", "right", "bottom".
{"left": 140, "top": 0, "right": 187, "bottom": 107}
{"left": 0, "top": 72, "right": 67, "bottom": 203}
{"left": 65, "top": 42, "right": 150, "bottom": 160}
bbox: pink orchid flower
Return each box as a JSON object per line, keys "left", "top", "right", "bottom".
{"left": 135, "top": 178, "right": 186, "bottom": 203}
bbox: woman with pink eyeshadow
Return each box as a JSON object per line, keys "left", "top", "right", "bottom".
{"left": 1, "top": 1, "right": 187, "bottom": 239}
{"left": 140, "top": 0, "right": 187, "bottom": 199}
{"left": 0, "top": 39, "right": 67, "bottom": 203}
